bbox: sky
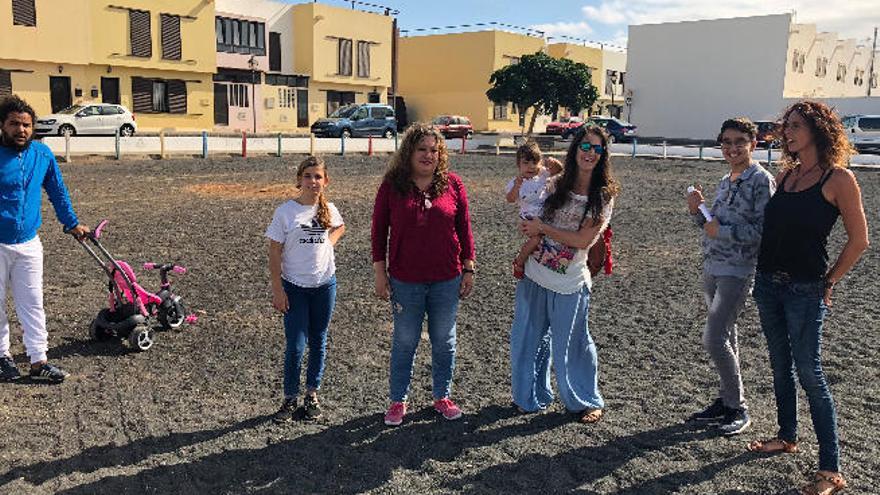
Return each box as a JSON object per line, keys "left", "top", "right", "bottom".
{"left": 286, "top": 0, "right": 879, "bottom": 50}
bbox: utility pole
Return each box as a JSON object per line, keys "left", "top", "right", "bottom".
{"left": 868, "top": 27, "right": 877, "bottom": 97}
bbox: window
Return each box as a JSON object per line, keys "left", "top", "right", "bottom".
{"left": 871, "top": 72, "right": 878, "bottom": 89}
{"left": 265, "top": 74, "right": 309, "bottom": 88}
{"left": 131, "top": 77, "right": 186, "bottom": 113}
{"left": 0, "top": 70, "right": 12, "bottom": 98}
{"left": 12, "top": 0, "right": 36, "bottom": 26}
{"left": 815, "top": 57, "right": 828, "bottom": 77}
{"left": 337, "top": 38, "right": 353, "bottom": 76}
{"left": 269, "top": 32, "right": 281, "bottom": 72}
{"left": 80, "top": 106, "right": 101, "bottom": 116}
{"left": 278, "top": 87, "right": 296, "bottom": 108}
{"left": 357, "top": 41, "right": 371, "bottom": 78}
{"left": 129, "top": 9, "right": 152, "bottom": 58}
{"left": 791, "top": 50, "right": 805, "bottom": 73}
{"left": 161, "top": 14, "right": 181, "bottom": 61}
{"left": 506, "top": 56, "right": 520, "bottom": 66}
{"left": 836, "top": 63, "right": 847, "bottom": 82}
{"left": 228, "top": 83, "right": 249, "bottom": 107}
{"left": 99, "top": 106, "right": 124, "bottom": 115}
{"left": 860, "top": 117, "right": 880, "bottom": 131}
{"left": 605, "top": 70, "right": 618, "bottom": 96}
{"left": 326, "top": 90, "right": 355, "bottom": 116}
{"left": 493, "top": 102, "right": 508, "bottom": 120}
{"left": 216, "top": 16, "right": 265, "bottom": 55}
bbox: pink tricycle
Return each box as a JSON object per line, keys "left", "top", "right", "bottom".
{"left": 72, "top": 220, "right": 195, "bottom": 351}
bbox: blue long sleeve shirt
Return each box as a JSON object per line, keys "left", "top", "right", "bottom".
{"left": 0, "top": 140, "right": 78, "bottom": 245}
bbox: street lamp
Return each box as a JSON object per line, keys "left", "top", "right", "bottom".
{"left": 248, "top": 55, "right": 258, "bottom": 133}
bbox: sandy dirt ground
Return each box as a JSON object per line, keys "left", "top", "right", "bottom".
{"left": 1, "top": 153, "right": 877, "bottom": 494}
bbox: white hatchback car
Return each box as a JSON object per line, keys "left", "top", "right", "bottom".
{"left": 842, "top": 114, "right": 880, "bottom": 153}
{"left": 35, "top": 103, "right": 137, "bottom": 137}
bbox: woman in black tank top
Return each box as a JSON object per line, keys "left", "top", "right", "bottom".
{"left": 747, "top": 101, "right": 869, "bottom": 495}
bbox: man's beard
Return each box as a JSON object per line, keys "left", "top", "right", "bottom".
{"left": 0, "top": 129, "right": 33, "bottom": 151}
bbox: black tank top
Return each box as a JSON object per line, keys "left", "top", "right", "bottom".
{"left": 757, "top": 169, "right": 839, "bottom": 281}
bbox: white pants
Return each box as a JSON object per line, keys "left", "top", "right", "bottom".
{"left": 0, "top": 237, "right": 48, "bottom": 364}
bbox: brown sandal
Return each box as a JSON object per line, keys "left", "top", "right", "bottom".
{"left": 799, "top": 471, "right": 846, "bottom": 495}
{"left": 746, "top": 437, "right": 798, "bottom": 454}
{"left": 579, "top": 408, "right": 603, "bottom": 424}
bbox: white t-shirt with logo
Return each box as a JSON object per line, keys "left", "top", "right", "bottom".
{"left": 525, "top": 185, "right": 613, "bottom": 294}
{"left": 505, "top": 169, "right": 551, "bottom": 219}
{"left": 265, "top": 199, "right": 344, "bottom": 288}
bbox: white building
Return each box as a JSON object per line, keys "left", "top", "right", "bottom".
{"left": 626, "top": 14, "right": 880, "bottom": 139}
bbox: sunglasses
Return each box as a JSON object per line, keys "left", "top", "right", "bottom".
{"left": 578, "top": 143, "right": 605, "bottom": 154}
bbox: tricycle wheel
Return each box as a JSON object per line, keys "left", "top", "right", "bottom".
{"left": 128, "top": 325, "right": 154, "bottom": 352}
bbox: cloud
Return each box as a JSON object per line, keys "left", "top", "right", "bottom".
{"left": 530, "top": 21, "right": 594, "bottom": 37}
{"left": 567, "top": 0, "right": 876, "bottom": 41}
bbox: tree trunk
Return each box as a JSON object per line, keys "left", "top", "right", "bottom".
{"left": 526, "top": 106, "right": 540, "bottom": 136}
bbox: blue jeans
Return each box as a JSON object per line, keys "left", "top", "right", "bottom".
{"left": 282, "top": 276, "right": 337, "bottom": 399}
{"left": 389, "top": 275, "right": 461, "bottom": 402}
{"left": 753, "top": 271, "right": 839, "bottom": 472}
{"left": 510, "top": 277, "right": 603, "bottom": 413}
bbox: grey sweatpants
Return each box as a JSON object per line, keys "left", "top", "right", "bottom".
{"left": 702, "top": 273, "right": 751, "bottom": 411}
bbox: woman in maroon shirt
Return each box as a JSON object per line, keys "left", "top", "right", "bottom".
{"left": 371, "top": 123, "right": 476, "bottom": 427}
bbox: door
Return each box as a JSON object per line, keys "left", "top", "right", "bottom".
{"left": 100, "top": 105, "right": 124, "bottom": 134}
{"left": 350, "top": 106, "right": 369, "bottom": 136}
{"left": 49, "top": 76, "right": 72, "bottom": 113}
{"left": 76, "top": 105, "right": 103, "bottom": 134}
{"left": 101, "top": 77, "right": 120, "bottom": 104}
{"left": 296, "top": 89, "right": 308, "bottom": 128}
{"left": 214, "top": 83, "right": 229, "bottom": 126}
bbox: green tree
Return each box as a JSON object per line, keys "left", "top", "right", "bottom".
{"left": 486, "top": 51, "right": 599, "bottom": 136}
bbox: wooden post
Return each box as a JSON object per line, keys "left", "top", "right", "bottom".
{"left": 159, "top": 130, "right": 166, "bottom": 159}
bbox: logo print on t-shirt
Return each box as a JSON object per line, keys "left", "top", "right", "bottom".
{"left": 299, "top": 217, "right": 327, "bottom": 244}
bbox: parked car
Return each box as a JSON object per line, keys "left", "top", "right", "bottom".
{"left": 583, "top": 116, "right": 638, "bottom": 142}
{"left": 545, "top": 116, "right": 585, "bottom": 136}
{"left": 431, "top": 115, "right": 473, "bottom": 139}
{"left": 754, "top": 120, "right": 780, "bottom": 148}
{"left": 842, "top": 114, "right": 880, "bottom": 153}
{"left": 35, "top": 103, "right": 136, "bottom": 137}
{"left": 310, "top": 103, "right": 397, "bottom": 138}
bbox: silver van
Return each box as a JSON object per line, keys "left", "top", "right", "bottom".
{"left": 842, "top": 115, "right": 880, "bottom": 153}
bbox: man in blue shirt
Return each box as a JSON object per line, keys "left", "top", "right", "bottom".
{"left": 0, "top": 95, "right": 88, "bottom": 383}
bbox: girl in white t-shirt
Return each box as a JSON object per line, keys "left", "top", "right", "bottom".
{"left": 266, "top": 156, "right": 345, "bottom": 423}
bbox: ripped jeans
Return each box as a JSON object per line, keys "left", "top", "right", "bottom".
{"left": 388, "top": 275, "right": 461, "bottom": 403}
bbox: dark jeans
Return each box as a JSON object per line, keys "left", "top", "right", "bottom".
{"left": 753, "top": 271, "right": 839, "bottom": 472}
{"left": 282, "top": 276, "right": 337, "bottom": 399}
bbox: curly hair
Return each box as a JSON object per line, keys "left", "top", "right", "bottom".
{"left": 0, "top": 95, "right": 37, "bottom": 125}
{"left": 717, "top": 117, "right": 757, "bottom": 143}
{"left": 383, "top": 123, "right": 449, "bottom": 198}
{"left": 296, "top": 155, "right": 332, "bottom": 229}
{"left": 780, "top": 100, "right": 854, "bottom": 169}
{"left": 542, "top": 125, "right": 620, "bottom": 224}
{"left": 516, "top": 140, "right": 542, "bottom": 164}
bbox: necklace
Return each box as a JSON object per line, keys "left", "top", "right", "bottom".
{"left": 788, "top": 162, "right": 822, "bottom": 191}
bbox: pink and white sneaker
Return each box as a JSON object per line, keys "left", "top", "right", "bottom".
{"left": 433, "top": 397, "right": 463, "bottom": 420}
{"left": 384, "top": 401, "right": 407, "bottom": 426}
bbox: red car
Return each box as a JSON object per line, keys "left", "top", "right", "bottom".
{"left": 432, "top": 115, "right": 474, "bottom": 139}
{"left": 545, "top": 116, "right": 585, "bottom": 135}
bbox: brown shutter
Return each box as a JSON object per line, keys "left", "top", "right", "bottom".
{"left": 129, "top": 10, "right": 152, "bottom": 58}
{"left": 167, "top": 80, "right": 187, "bottom": 114}
{"left": 0, "top": 71, "right": 12, "bottom": 98}
{"left": 357, "top": 41, "right": 370, "bottom": 78}
{"left": 131, "top": 77, "right": 152, "bottom": 112}
{"left": 338, "top": 39, "right": 352, "bottom": 76}
{"left": 12, "top": 0, "right": 36, "bottom": 27}
{"left": 269, "top": 32, "right": 281, "bottom": 71}
{"left": 161, "top": 14, "right": 181, "bottom": 61}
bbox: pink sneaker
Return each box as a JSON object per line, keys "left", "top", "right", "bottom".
{"left": 384, "top": 401, "right": 407, "bottom": 426}
{"left": 433, "top": 397, "right": 463, "bottom": 420}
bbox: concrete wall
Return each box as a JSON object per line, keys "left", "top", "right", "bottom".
{"left": 0, "top": 0, "right": 90, "bottom": 64}
{"left": 626, "top": 14, "right": 792, "bottom": 139}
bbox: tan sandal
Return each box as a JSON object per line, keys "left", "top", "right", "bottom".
{"left": 746, "top": 437, "right": 798, "bottom": 454}
{"left": 579, "top": 408, "right": 603, "bottom": 424}
{"left": 799, "top": 471, "right": 846, "bottom": 495}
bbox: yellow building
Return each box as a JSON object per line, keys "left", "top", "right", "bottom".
{"left": 0, "top": 0, "right": 216, "bottom": 132}
{"left": 398, "top": 30, "right": 547, "bottom": 133}
{"left": 546, "top": 42, "right": 603, "bottom": 117}
{"left": 291, "top": 2, "right": 393, "bottom": 125}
